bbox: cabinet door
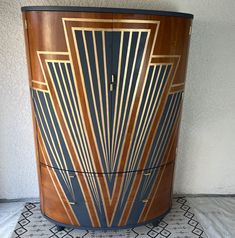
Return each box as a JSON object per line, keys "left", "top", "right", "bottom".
{"left": 111, "top": 15, "right": 184, "bottom": 172}
{"left": 72, "top": 27, "right": 113, "bottom": 173}
{"left": 31, "top": 14, "right": 116, "bottom": 173}
{"left": 110, "top": 23, "right": 151, "bottom": 172}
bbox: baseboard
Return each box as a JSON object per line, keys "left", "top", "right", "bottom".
{"left": 0, "top": 197, "right": 39, "bottom": 203}
{"left": 173, "top": 194, "right": 235, "bottom": 197}
{"left": 1, "top": 194, "right": 235, "bottom": 203}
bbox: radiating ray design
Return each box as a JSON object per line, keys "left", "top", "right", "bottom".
{"left": 116, "top": 55, "right": 181, "bottom": 226}
{"left": 140, "top": 92, "right": 182, "bottom": 199}
{"left": 74, "top": 30, "right": 112, "bottom": 174}
{"left": 138, "top": 113, "right": 182, "bottom": 223}
{"left": 111, "top": 30, "right": 150, "bottom": 172}
{"left": 125, "top": 64, "right": 172, "bottom": 172}
{"left": 32, "top": 90, "right": 75, "bottom": 200}
{"left": 31, "top": 17, "right": 184, "bottom": 228}
{"left": 37, "top": 129, "right": 80, "bottom": 226}
{"left": 46, "top": 61, "right": 103, "bottom": 212}
{"left": 35, "top": 52, "right": 106, "bottom": 227}
{"left": 113, "top": 92, "right": 183, "bottom": 225}
{"left": 119, "top": 63, "right": 172, "bottom": 205}
{"left": 31, "top": 89, "right": 106, "bottom": 225}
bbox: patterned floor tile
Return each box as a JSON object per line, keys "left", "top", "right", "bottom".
{"left": 11, "top": 197, "right": 207, "bottom": 238}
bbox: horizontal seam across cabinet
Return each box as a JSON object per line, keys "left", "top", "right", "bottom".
{"left": 39, "top": 160, "right": 175, "bottom": 175}
{"left": 40, "top": 162, "right": 174, "bottom": 204}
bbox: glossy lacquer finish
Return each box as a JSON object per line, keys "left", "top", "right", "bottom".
{"left": 22, "top": 7, "right": 192, "bottom": 229}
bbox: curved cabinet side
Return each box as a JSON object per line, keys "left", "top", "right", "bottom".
{"left": 22, "top": 12, "right": 45, "bottom": 214}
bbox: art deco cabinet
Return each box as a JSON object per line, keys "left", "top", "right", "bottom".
{"left": 22, "top": 6, "right": 193, "bottom": 229}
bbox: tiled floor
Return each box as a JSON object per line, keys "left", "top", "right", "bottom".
{"left": 11, "top": 197, "right": 208, "bottom": 238}
{"left": 1, "top": 197, "right": 235, "bottom": 238}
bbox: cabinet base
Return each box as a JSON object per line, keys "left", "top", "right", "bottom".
{"left": 42, "top": 208, "right": 170, "bottom": 230}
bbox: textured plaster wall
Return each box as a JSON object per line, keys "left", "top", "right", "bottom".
{"left": 0, "top": 0, "right": 235, "bottom": 199}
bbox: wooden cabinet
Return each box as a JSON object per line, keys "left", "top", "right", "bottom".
{"left": 22, "top": 6, "right": 193, "bottom": 229}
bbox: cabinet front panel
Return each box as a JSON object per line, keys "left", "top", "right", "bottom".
{"left": 40, "top": 162, "right": 174, "bottom": 228}
{"left": 23, "top": 8, "right": 192, "bottom": 229}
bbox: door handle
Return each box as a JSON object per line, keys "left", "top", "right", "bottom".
{"left": 142, "top": 199, "right": 149, "bottom": 203}
{"left": 144, "top": 172, "right": 151, "bottom": 176}
{"left": 111, "top": 74, "right": 115, "bottom": 83}
{"left": 109, "top": 83, "right": 114, "bottom": 91}
{"left": 109, "top": 74, "right": 116, "bottom": 92}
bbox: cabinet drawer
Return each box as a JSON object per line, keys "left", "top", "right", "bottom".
{"left": 40, "top": 162, "right": 174, "bottom": 228}
{"left": 40, "top": 162, "right": 173, "bottom": 201}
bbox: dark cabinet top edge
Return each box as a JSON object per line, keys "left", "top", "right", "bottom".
{"left": 21, "top": 6, "right": 193, "bottom": 19}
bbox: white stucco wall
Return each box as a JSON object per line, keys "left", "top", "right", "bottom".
{"left": 0, "top": 0, "right": 235, "bottom": 199}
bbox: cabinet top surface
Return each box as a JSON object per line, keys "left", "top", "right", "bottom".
{"left": 21, "top": 6, "right": 193, "bottom": 19}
